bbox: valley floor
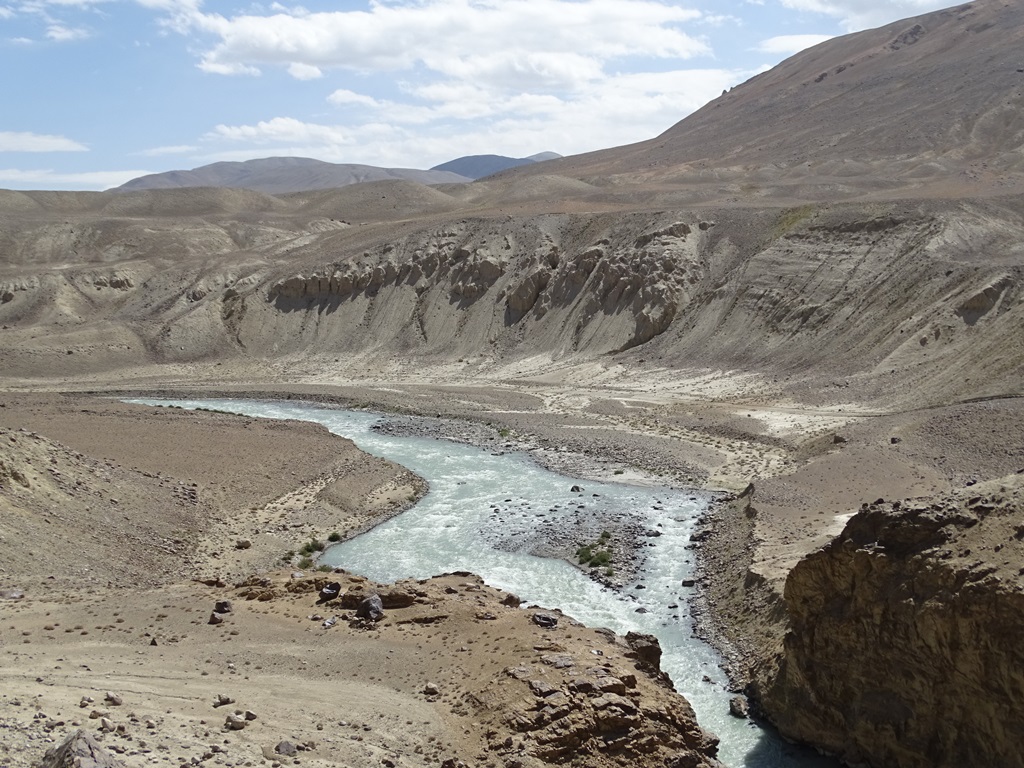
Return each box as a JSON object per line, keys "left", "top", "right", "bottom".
{"left": 2, "top": 360, "right": 1023, "bottom": 767}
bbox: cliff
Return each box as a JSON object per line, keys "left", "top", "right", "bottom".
{"left": 760, "top": 474, "right": 1024, "bottom": 767}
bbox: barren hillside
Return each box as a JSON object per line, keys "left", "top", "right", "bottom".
{"left": 504, "top": 0, "right": 1024, "bottom": 201}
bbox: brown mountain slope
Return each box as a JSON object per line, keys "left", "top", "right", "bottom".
{"left": 505, "top": 0, "right": 1024, "bottom": 199}
{"left": 114, "top": 157, "right": 470, "bottom": 195}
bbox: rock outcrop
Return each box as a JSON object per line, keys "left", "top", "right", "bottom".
{"left": 759, "top": 475, "right": 1024, "bottom": 768}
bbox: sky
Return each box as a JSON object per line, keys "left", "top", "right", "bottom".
{"left": 0, "top": 0, "right": 958, "bottom": 190}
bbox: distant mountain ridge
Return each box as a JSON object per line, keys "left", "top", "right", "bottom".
{"left": 113, "top": 152, "right": 562, "bottom": 194}
{"left": 431, "top": 152, "right": 562, "bottom": 180}
{"left": 112, "top": 157, "right": 471, "bottom": 195}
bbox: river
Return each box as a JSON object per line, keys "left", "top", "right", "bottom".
{"left": 129, "top": 397, "right": 835, "bottom": 768}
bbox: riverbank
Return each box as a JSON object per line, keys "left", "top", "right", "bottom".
{"left": 0, "top": 390, "right": 728, "bottom": 768}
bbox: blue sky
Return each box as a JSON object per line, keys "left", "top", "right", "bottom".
{"left": 0, "top": 0, "right": 956, "bottom": 190}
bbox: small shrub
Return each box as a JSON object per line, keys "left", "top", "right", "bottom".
{"left": 297, "top": 556, "right": 314, "bottom": 569}
{"left": 316, "top": 564, "right": 333, "bottom": 572}
{"left": 498, "top": 427, "right": 511, "bottom": 438}
{"left": 327, "top": 532, "right": 342, "bottom": 542}
{"left": 576, "top": 545, "right": 594, "bottom": 564}
{"left": 300, "top": 538, "right": 326, "bottom": 555}
{"left": 590, "top": 550, "right": 612, "bottom": 567}
{"left": 613, "top": 469, "right": 625, "bottom": 475}
{"left": 605, "top": 567, "right": 614, "bottom": 577}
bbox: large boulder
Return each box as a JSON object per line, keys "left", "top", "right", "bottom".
{"left": 355, "top": 594, "right": 385, "bottom": 622}
{"left": 41, "top": 730, "right": 126, "bottom": 768}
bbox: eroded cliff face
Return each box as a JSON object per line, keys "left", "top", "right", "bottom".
{"left": 1, "top": 198, "right": 1023, "bottom": 407}
{"left": 256, "top": 214, "right": 714, "bottom": 360}
{"left": 227, "top": 202, "right": 1024, "bottom": 403}
{"left": 760, "top": 475, "right": 1024, "bottom": 768}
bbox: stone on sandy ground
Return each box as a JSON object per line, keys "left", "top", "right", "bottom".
{"left": 41, "top": 730, "right": 126, "bottom": 768}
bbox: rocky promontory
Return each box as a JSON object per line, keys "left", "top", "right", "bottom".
{"left": 759, "top": 474, "right": 1024, "bottom": 768}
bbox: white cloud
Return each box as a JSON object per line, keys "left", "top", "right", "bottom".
{"left": 151, "top": 0, "right": 708, "bottom": 87}
{"left": 45, "top": 23, "right": 90, "bottom": 41}
{"left": 135, "top": 144, "right": 199, "bottom": 156}
{"left": 779, "top": 0, "right": 955, "bottom": 32}
{"left": 197, "top": 59, "right": 260, "bottom": 76}
{"left": 286, "top": 62, "right": 321, "bottom": 80}
{"left": 0, "top": 6, "right": 15, "bottom": 18}
{"left": 0, "top": 168, "right": 154, "bottom": 190}
{"left": 0, "top": 130, "right": 88, "bottom": 152}
{"left": 206, "top": 116, "right": 353, "bottom": 148}
{"left": 756, "top": 33, "right": 834, "bottom": 55}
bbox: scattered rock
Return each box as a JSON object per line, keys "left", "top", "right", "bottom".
{"left": 355, "top": 594, "right": 385, "bottom": 622}
{"left": 501, "top": 593, "right": 522, "bottom": 608}
{"left": 424, "top": 682, "right": 440, "bottom": 696}
{"left": 214, "top": 600, "right": 233, "bottom": 614}
{"left": 213, "top": 694, "right": 234, "bottom": 708}
{"left": 531, "top": 613, "right": 558, "bottom": 629}
{"left": 224, "top": 713, "right": 247, "bottom": 731}
{"left": 208, "top": 612, "right": 225, "bottom": 625}
{"left": 41, "top": 729, "right": 126, "bottom": 768}
{"left": 275, "top": 742, "right": 298, "bottom": 757}
{"left": 234, "top": 539, "right": 252, "bottom": 550}
{"left": 103, "top": 692, "right": 122, "bottom": 707}
{"left": 318, "top": 582, "right": 342, "bottom": 602}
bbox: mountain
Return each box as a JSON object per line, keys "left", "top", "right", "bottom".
{"left": 504, "top": 1, "right": 1024, "bottom": 197}
{"left": 430, "top": 152, "right": 562, "bottom": 180}
{"left": 113, "top": 157, "right": 471, "bottom": 195}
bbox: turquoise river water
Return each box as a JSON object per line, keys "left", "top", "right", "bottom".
{"left": 131, "top": 398, "right": 835, "bottom": 768}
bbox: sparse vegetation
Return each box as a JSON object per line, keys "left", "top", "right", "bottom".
{"left": 299, "top": 538, "right": 326, "bottom": 555}
{"left": 297, "top": 556, "right": 314, "bottom": 569}
{"left": 327, "top": 531, "right": 342, "bottom": 542}
{"left": 576, "top": 532, "right": 614, "bottom": 568}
